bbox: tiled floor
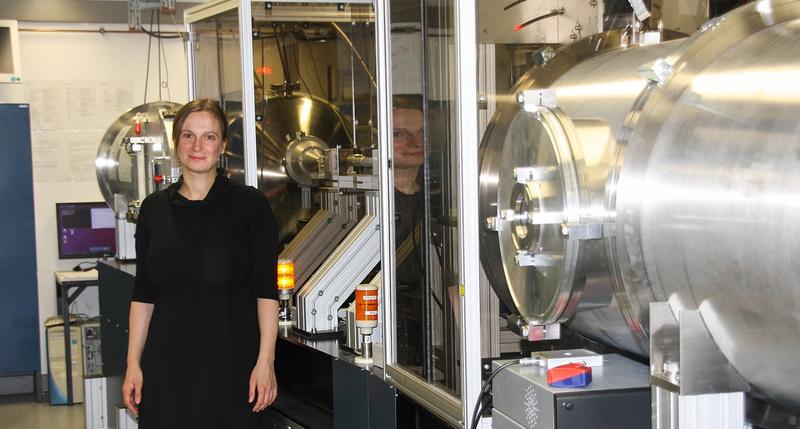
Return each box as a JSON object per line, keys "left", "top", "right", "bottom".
{"left": 0, "top": 394, "right": 85, "bottom": 429}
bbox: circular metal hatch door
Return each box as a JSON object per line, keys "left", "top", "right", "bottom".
{"left": 96, "top": 101, "right": 182, "bottom": 209}
{"left": 495, "top": 106, "right": 584, "bottom": 325}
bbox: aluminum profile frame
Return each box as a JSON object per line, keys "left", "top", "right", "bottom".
{"left": 295, "top": 209, "right": 382, "bottom": 335}
{"left": 238, "top": 0, "right": 258, "bottom": 187}
{"left": 454, "top": 0, "right": 483, "bottom": 427}
{"left": 279, "top": 190, "right": 359, "bottom": 289}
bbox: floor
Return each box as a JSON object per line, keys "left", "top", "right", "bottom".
{"left": 0, "top": 394, "right": 85, "bottom": 429}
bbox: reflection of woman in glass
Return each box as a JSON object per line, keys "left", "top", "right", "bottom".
{"left": 393, "top": 95, "right": 426, "bottom": 368}
{"left": 122, "top": 99, "right": 280, "bottom": 428}
{"left": 393, "top": 97, "right": 425, "bottom": 241}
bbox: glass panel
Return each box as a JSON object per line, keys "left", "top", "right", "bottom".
{"left": 390, "top": 0, "right": 460, "bottom": 398}
{"left": 191, "top": 8, "right": 244, "bottom": 111}
{"left": 190, "top": 3, "right": 376, "bottom": 240}
{"left": 249, "top": 4, "right": 376, "bottom": 149}
{"left": 243, "top": 3, "right": 376, "bottom": 239}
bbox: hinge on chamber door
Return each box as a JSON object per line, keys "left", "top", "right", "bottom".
{"left": 518, "top": 89, "right": 558, "bottom": 111}
{"left": 527, "top": 322, "right": 561, "bottom": 341}
{"left": 559, "top": 222, "right": 604, "bottom": 240}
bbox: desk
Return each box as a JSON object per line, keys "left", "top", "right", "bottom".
{"left": 54, "top": 269, "right": 99, "bottom": 405}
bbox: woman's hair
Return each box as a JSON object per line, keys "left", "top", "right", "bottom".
{"left": 172, "top": 98, "right": 228, "bottom": 144}
{"left": 393, "top": 94, "right": 423, "bottom": 112}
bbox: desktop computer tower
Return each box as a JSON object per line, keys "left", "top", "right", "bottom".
{"left": 82, "top": 320, "right": 103, "bottom": 377}
{"left": 45, "top": 322, "right": 84, "bottom": 404}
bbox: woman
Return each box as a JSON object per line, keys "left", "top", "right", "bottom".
{"left": 122, "top": 99, "right": 280, "bottom": 428}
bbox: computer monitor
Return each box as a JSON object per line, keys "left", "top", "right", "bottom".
{"left": 56, "top": 202, "right": 116, "bottom": 260}
{"left": 0, "top": 20, "right": 22, "bottom": 83}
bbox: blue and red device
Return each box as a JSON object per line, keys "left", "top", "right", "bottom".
{"left": 547, "top": 362, "right": 592, "bottom": 388}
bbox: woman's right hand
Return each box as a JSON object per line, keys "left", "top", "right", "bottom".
{"left": 122, "top": 364, "right": 143, "bottom": 416}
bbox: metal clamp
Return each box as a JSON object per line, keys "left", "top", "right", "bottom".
{"left": 519, "top": 88, "right": 557, "bottom": 112}
{"left": 512, "top": 166, "right": 558, "bottom": 183}
{"left": 559, "top": 222, "right": 603, "bottom": 240}
{"left": 638, "top": 58, "right": 674, "bottom": 85}
{"left": 515, "top": 250, "right": 562, "bottom": 268}
{"left": 124, "top": 136, "right": 163, "bottom": 154}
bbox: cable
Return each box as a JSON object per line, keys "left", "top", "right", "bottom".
{"left": 504, "top": 0, "right": 527, "bottom": 10}
{"left": 295, "top": 59, "right": 313, "bottom": 96}
{"left": 470, "top": 360, "right": 521, "bottom": 429}
{"left": 410, "top": 193, "right": 444, "bottom": 310}
{"left": 329, "top": 22, "right": 376, "bottom": 89}
{"left": 140, "top": 9, "right": 181, "bottom": 40}
{"left": 158, "top": 21, "right": 171, "bottom": 101}
{"left": 259, "top": 30, "right": 265, "bottom": 101}
{"left": 514, "top": 8, "right": 565, "bottom": 32}
{"left": 168, "top": 9, "right": 190, "bottom": 93}
{"left": 270, "top": 28, "right": 354, "bottom": 144}
{"left": 273, "top": 26, "right": 291, "bottom": 84}
{"left": 143, "top": 9, "right": 181, "bottom": 103}
{"left": 306, "top": 43, "right": 329, "bottom": 101}
{"left": 156, "top": 12, "right": 162, "bottom": 100}
{"left": 72, "top": 262, "right": 97, "bottom": 272}
{"left": 139, "top": 26, "right": 181, "bottom": 39}
{"left": 160, "top": 36, "right": 171, "bottom": 101}
{"left": 143, "top": 11, "right": 154, "bottom": 103}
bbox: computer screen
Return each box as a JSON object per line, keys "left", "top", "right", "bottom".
{"left": 56, "top": 202, "right": 116, "bottom": 259}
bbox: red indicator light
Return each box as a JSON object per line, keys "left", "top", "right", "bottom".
{"left": 154, "top": 175, "right": 164, "bottom": 183}
{"left": 134, "top": 122, "right": 142, "bottom": 135}
{"left": 258, "top": 66, "right": 273, "bottom": 75}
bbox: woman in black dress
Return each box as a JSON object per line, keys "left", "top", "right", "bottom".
{"left": 122, "top": 99, "right": 280, "bottom": 428}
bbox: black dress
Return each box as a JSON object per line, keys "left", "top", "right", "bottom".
{"left": 132, "top": 170, "right": 278, "bottom": 428}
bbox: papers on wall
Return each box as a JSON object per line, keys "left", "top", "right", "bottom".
{"left": 30, "top": 130, "right": 105, "bottom": 183}
{"left": 25, "top": 80, "right": 134, "bottom": 183}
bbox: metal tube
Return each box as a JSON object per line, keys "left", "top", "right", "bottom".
{"left": 136, "top": 151, "right": 148, "bottom": 202}
{"left": 238, "top": 0, "right": 258, "bottom": 187}
{"left": 344, "top": 155, "right": 374, "bottom": 167}
{"left": 362, "top": 335, "right": 373, "bottom": 360}
{"left": 19, "top": 28, "right": 182, "bottom": 35}
{"left": 185, "top": 22, "right": 197, "bottom": 100}
{"left": 349, "top": 23, "right": 358, "bottom": 149}
{"left": 279, "top": 299, "right": 291, "bottom": 323}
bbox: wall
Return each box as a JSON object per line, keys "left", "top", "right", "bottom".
{"left": 0, "top": 0, "right": 202, "bottom": 24}
{"left": 16, "top": 21, "right": 188, "bottom": 371}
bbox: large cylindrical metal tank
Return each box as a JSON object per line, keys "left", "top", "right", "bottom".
{"left": 96, "top": 101, "right": 183, "bottom": 211}
{"left": 480, "top": 0, "right": 800, "bottom": 411}
{"left": 226, "top": 94, "right": 351, "bottom": 240}
{"left": 96, "top": 95, "right": 350, "bottom": 241}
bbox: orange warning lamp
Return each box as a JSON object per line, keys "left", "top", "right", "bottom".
{"left": 354, "top": 283, "right": 379, "bottom": 365}
{"left": 277, "top": 259, "right": 295, "bottom": 292}
{"left": 277, "top": 259, "right": 295, "bottom": 326}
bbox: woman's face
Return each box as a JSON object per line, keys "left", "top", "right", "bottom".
{"left": 176, "top": 111, "right": 226, "bottom": 176}
{"left": 392, "top": 108, "right": 425, "bottom": 169}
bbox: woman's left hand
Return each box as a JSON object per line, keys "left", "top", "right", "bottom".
{"left": 248, "top": 359, "right": 278, "bottom": 412}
